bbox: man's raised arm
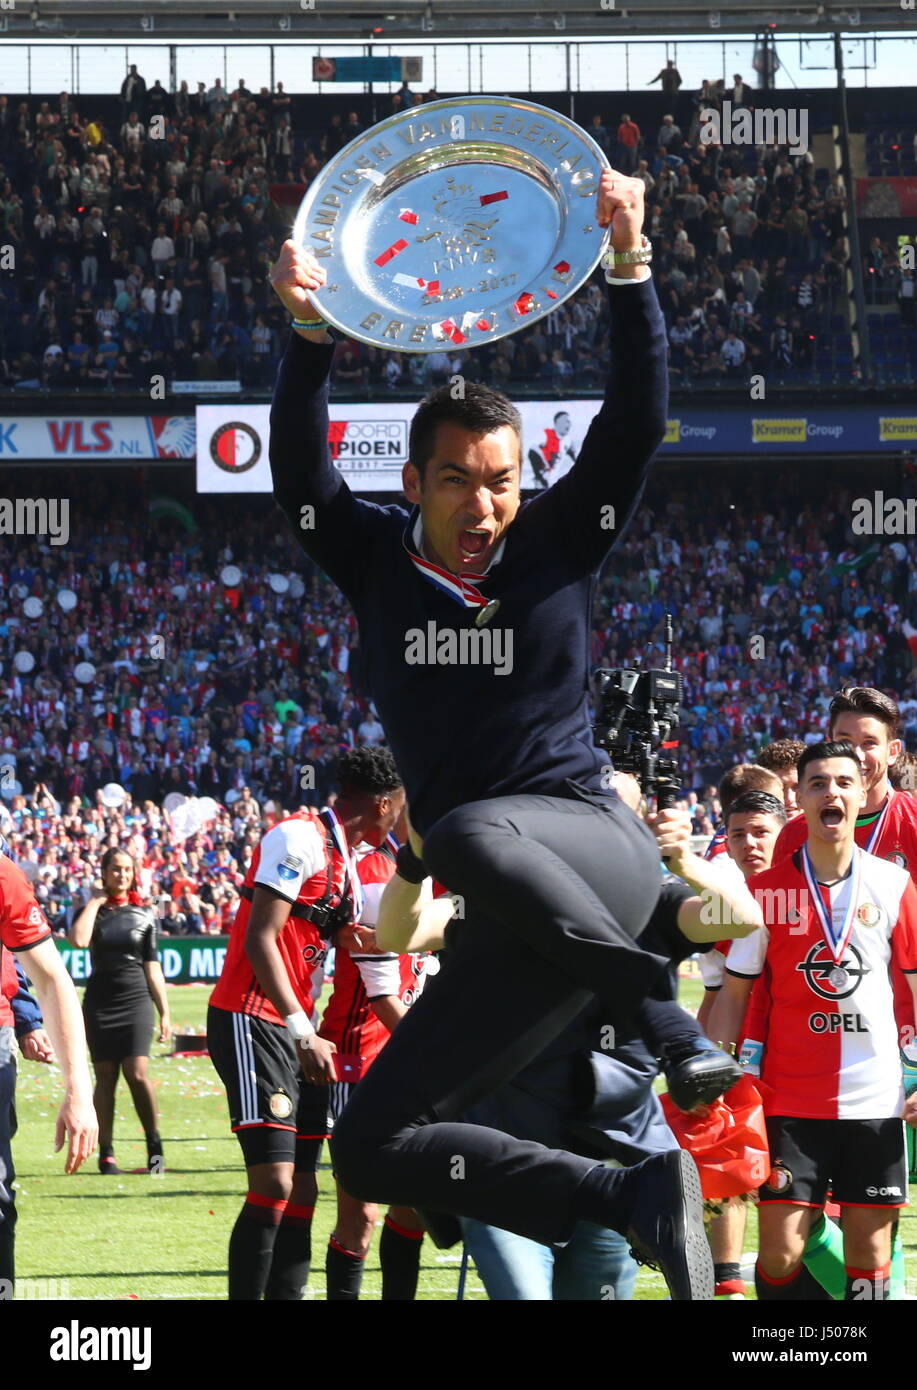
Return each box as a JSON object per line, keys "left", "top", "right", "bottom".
{"left": 268, "top": 241, "right": 380, "bottom": 600}
{"left": 540, "top": 168, "right": 668, "bottom": 569}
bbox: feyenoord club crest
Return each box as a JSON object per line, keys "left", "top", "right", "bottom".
{"left": 886, "top": 848, "right": 909, "bottom": 869}
{"left": 209, "top": 421, "right": 262, "bottom": 474}
{"left": 856, "top": 902, "right": 883, "bottom": 928}
{"left": 269, "top": 1090, "right": 294, "bottom": 1120}
{"left": 766, "top": 1164, "right": 793, "bottom": 1193}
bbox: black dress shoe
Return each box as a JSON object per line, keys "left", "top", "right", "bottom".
{"left": 98, "top": 1154, "right": 122, "bottom": 1175}
{"left": 661, "top": 1037, "right": 743, "bottom": 1112}
{"left": 626, "top": 1148, "right": 713, "bottom": 1301}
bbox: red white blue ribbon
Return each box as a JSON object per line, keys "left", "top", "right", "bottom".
{"left": 401, "top": 510, "right": 500, "bottom": 617}
{"left": 321, "top": 805, "right": 364, "bottom": 920}
{"left": 862, "top": 795, "right": 891, "bottom": 855}
{"left": 801, "top": 842, "right": 862, "bottom": 964}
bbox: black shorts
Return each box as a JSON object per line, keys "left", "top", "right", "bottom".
{"left": 760, "top": 1116, "right": 907, "bottom": 1209}
{"left": 207, "top": 1005, "right": 330, "bottom": 1169}
{"left": 328, "top": 1080, "right": 354, "bottom": 1127}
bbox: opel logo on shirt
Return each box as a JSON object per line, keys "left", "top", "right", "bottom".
{"left": 795, "top": 942, "right": 869, "bottom": 1001}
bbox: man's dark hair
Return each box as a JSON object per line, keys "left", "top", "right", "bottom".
{"left": 828, "top": 686, "right": 901, "bottom": 741}
{"left": 797, "top": 739, "right": 863, "bottom": 785}
{"left": 408, "top": 382, "right": 523, "bottom": 482}
{"left": 717, "top": 763, "right": 783, "bottom": 818}
{"left": 725, "top": 790, "right": 787, "bottom": 828}
{"left": 757, "top": 738, "right": 807, "bottom": 773}
{"left": 335, "top": 745, "right": 403, "bottom": 800}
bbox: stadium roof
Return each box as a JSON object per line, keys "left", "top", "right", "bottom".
{"left": 10, "top": 0, "right": 917, "bottom": 39}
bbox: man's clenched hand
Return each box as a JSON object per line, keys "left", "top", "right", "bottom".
{"left": 269, "top": 240, "right": 328, "bottom": 319}
{"left": 596, "top": 168, "right": 646, "bottom": 253}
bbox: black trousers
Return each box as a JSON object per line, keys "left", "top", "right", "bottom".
{"left": 331, "top": 790, "right": 667, "bottom": 1246}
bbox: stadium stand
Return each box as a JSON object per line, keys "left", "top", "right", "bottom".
{"left": 1, "top": 74, "right": 915, "bottom": 395}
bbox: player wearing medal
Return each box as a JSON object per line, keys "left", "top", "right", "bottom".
{"left": 710, "top": 739, "right": 917, "bottom": 1301}
{"left": 773, "top": 689, "right": 917, "bottom": 871}
{"left": 773, "top": 688, "right": 917, "bottom": 1050}
{"left": 268, "top": 165, "right": 714, "bottom": 1299}
{"left": 208, "top": 800, "right": 360, "bottom": 1301}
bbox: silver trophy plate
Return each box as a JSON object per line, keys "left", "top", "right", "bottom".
{"left": 292, "top": 96, "right": 611, "bottom": 354}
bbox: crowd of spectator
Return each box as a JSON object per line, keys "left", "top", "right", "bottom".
{"left": 1, "top": 467, "right": 915, "bottom": 932}
{"left": 579, "top": 76, "right": 857, "bottom": 383}
{"left": 1, "top": 68, "right": 912, "bottom": 395}
{"left": 0, "top": 74, "right": 443, "bottom": 393}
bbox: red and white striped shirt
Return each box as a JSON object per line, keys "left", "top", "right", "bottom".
{"left": 727, "top": 848, "right": 917, "bottom": 1119}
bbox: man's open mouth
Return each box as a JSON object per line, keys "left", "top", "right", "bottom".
{"left": 459, "top": 528, "right": 490, "bottom": 560}
{"left": 820, "top": 806, "right": 844, "bottom": 827}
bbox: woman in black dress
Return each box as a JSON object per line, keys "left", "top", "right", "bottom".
{"left": 70, "top": 848, "right": 171, "bottom": 1173}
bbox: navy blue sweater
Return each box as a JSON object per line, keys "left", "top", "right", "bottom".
{"left": 12, "top": 956, "right": 43, "bottom": 1038}
{"left": 270, "top": 278, "right": 668, "bottom": 835}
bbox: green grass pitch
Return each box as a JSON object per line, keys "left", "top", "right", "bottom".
{"left": 11, "top": 967, "right": 917, "bottom": 1300}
